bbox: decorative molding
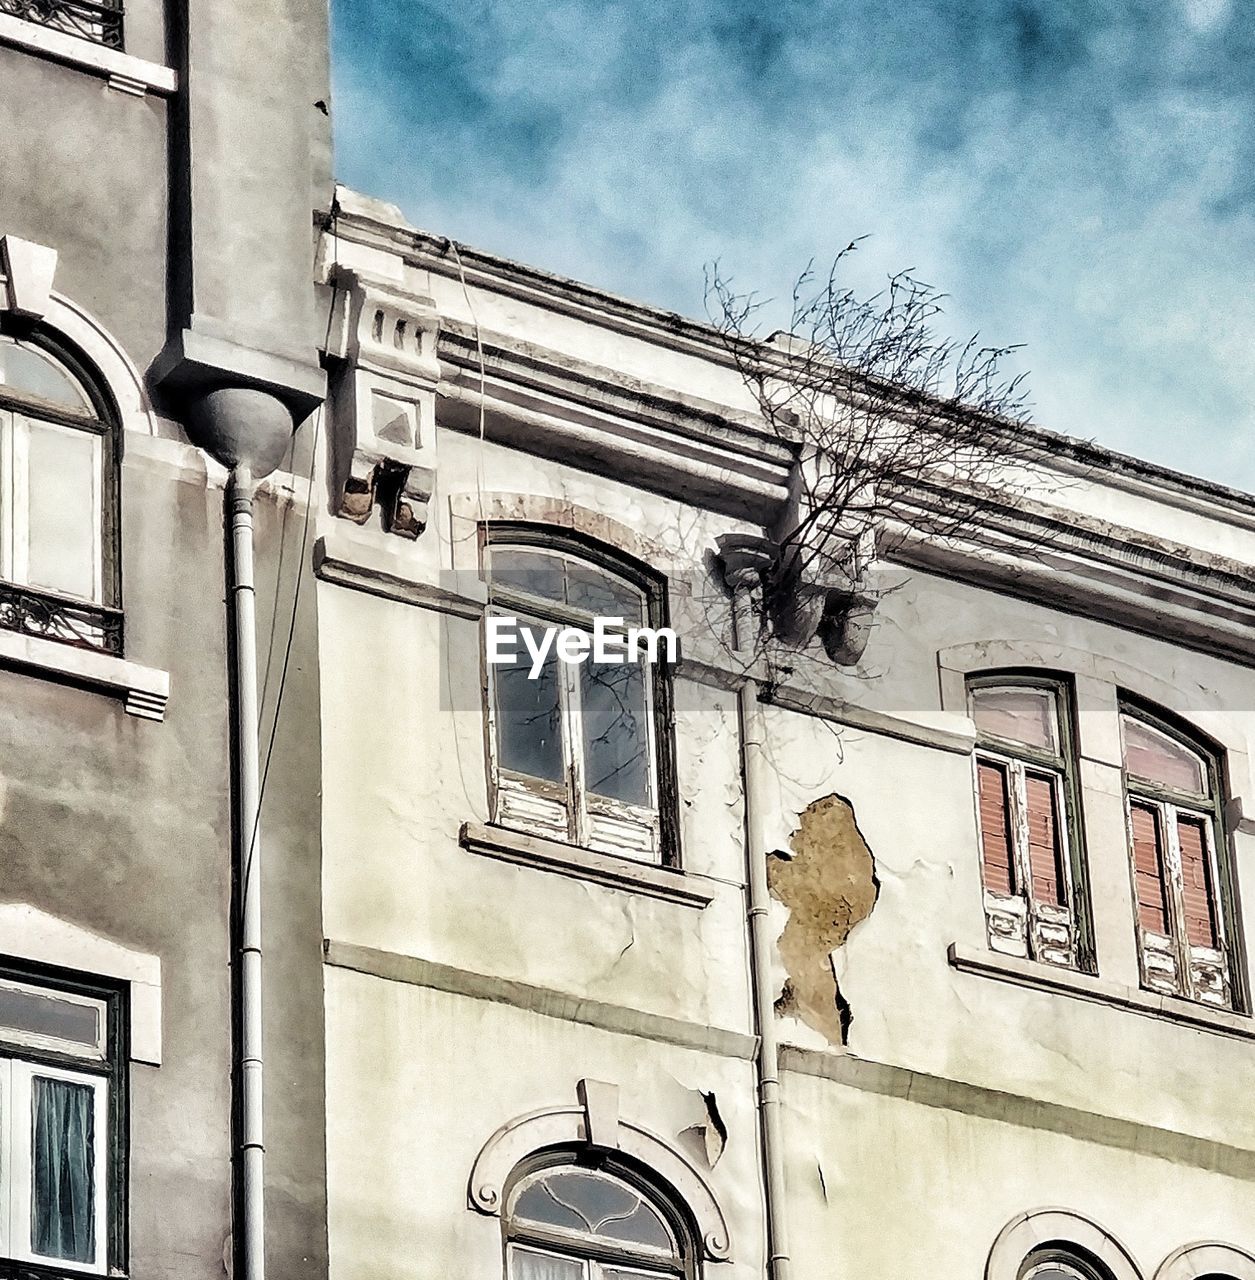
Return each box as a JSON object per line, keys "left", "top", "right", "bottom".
{"left": 890, "top": 491, "right": 1255, "bottom": 669}
{"left": 436, "top": 326, "right": 793, "bottom": 524}
{"left": 949, "top": 943, "right": 1255, "bottom": 1043}
{"left": 326, "top": 269, "right": 440, "bottom": 538}
{"left": 0, "top": 626, "right": 169, "bottom": 720}
{"left": 460, "top": 821, "right": 715, "bottom": 909}
{"left": 987, "top": 1209, "right": 1142, "bottom": 1280}
{"left": 0, "top": 12, "right": 176, "bottom": 95}
{"left": 467, "top": 1089, "right": 733, "bottom": 1261}
{"left": 0, "top": 286, "right": 161, "bottom": 438}
{"left": 0, "top": 235, "right": 57, "bottom": 318}
{"left": 766, "top": 682, "right": 976, "bottom": 755}
{"left": 311, "top": 534, "right": 486, "bottom": 620}
{"left": 323, "top": 939, "right": 758, "bottom": 1062}
{"left": 781, "top": 1046, "right": 1255, "bottom": 1181}
{"left": 1154, "top": 1242, "right": 1255, "bottom": 1280}
{"left": 0, "top": 903, "right": 162, "bottom": 1064}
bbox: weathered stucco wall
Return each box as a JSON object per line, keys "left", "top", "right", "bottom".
{"left": 313, "top": 201, "right": 1255, "bottom": 1275}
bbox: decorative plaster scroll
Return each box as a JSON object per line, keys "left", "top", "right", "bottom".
{"left": 1154, "top": 1242, "right": 1255, "bottom": 1280}
{"left": 468, "top": 1089, "right": 732, "bottom": 1262}
{"left": 327, "top": 268, "right": 440, "bottom": 538}
{"left": 986, "top": 1208, "right": 1142, "bottom": 1280}
{"left": 0, "top": 235, "right": 58, "bottom": 319}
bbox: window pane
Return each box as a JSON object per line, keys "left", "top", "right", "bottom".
{"left": 513, "top": 1179, "right": 589, "bottom": 1233}
{"left": 489, "top": 548, "right": 566, "bottom": 604}
{"left": 977, "top": 760, "right": 1015, "bottom": 896}
{"left": 580, "top": 660, "right": 651, "bottom": 806}
{"left": 31, "top": 1076, "right": 96, "bottom": 1265}
{"left": 508, "top": 1246, "right": 584, "bottom": 1280}
{"left": 1130, "top": 802, "right": 1170, "bottom": 934}
{"left": 1025, "top": 772, "right": 1066, "bottom": 908}
{"left": 566, "top": 562, "right": 645, "bottom": 624}
{"left": 971, "top": 686, "right": 1058, "bottom": 752}
{"left": 0, "top": 340, "right": 91, "bottom": 412}
{"left": 494, "top": 622, "right": 564, "bottom": 783}
{"left": 0, "top": 980, "right": 103, "bottom": 1056}
{"left": 1177, "top": 815, "right": 1219, "bottom": 949}
{"left": 1122, "top": 716, "right": 1208, "bottom": 795}
{"left": 25, "top": 419, "right": 99, "bottom": 601}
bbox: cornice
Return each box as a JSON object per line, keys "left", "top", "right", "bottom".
{"left": 325, "top": 193, "right": 1255, "bottom": 535}
{"left": 434, "top": 324, "right": 795, "bottom": 523}
{"left": 887, "top": 486, "right": 1255, "bottom": 667}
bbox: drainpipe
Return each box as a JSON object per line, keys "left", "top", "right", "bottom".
{"left": 228, "top": 463, "right": 266, "bottom": 1280}
{"left": 182, "top": 385, "right": 298, "bottom": 1280}
{"left": 717, "top": 534, "right": 791, "bottom": 1280}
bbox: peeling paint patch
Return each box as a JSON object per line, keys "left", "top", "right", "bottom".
{"left": 768, "top": 794, "right": 879, "bottom": 1045}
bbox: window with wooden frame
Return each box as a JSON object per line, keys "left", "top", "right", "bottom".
{"left": 505, "top": 1158, "right": 694, "bottom": 1280}
{"left": 0, "top": 961, "right": 127, "bottom": 1278}
{"left": 481, "top": 526, "right": 677, "bottom": 864}
{"left": 1120, "top": 703, "right": 1238, "bottom": 1008}
{"left": 969, "top": 674, "right": 1091, "bottom": 971}
{"left": 0, "top": 328, "right": 122, "bottom": 655}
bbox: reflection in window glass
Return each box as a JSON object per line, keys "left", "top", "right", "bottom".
{"left": 971, "top": 685, "right": 1058, "bottom": 752}
{"left": 0, "top": 338, "right": 91, "bottom": 412}
{"left": 0, "top": 981, "right": 102, "bottom": 1055}
{"left": 581, "top": 661, "right": 650, "bottom": 806}
{"left": 1121, "top": 715, "right": 1207, "bottom": 795}
{"left": 25, "top": 419, "right": 99, "bottom": 601}
{"left": 494, "top": 622, "right": 564, "bottom": 783}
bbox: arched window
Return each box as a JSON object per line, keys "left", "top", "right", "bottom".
{"left": 0, "top": 327, "right": 120, "bottom": 654}
{"left": 505, "top": 1160, "right": 691, "bottom": 1279}
{"left": 482, "top": 525, "right": 676, "bottom": 863}
{"left": 1019, "top": 1248, "right": 1113, "bottom": 1280}
{"left": 1120, "top": 701, "right": 1236, "bottom": 1008}
{"left": 968, "top": 674, "right": 1090, "bottom": 971}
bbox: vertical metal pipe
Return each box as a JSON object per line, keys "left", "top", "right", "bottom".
{"left": 732, "top": 582, "right": 791, "bottom": 1280}
{"left": 228, "top": 465, "right": 266, "bottom": 1280}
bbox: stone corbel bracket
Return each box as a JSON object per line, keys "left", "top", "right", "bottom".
{"left": 772, "top": 523, "right": 881, "bottom": 664}
{"left": 327, "top": 269, "right": 440, "bottom": 539}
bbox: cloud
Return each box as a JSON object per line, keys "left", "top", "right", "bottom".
{"left": 332, "top": 0, "right": 1255, "bottom": 487}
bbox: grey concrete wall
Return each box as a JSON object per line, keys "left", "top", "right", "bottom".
{"left": 0, "top": 47, "right": 170, "bottom": 369}
{"left": 0, "top": 453, "right": 233, "bottom": 1280}
{"left": 179, "top": 0, "right": 332, "bottom": 358}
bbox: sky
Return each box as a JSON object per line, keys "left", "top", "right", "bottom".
{"left": 331, "top": 0, "right": 1255, "bottom": 489}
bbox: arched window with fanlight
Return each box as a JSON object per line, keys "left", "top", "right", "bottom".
{"left": 968, "top": 673, "right": 1091, "bottom": 971}
{"left": 0, "top": 326, "right": 121, "bottom": 654}
{"left": 481, "top": 525, "right": 677, "bottom": 864}
{"left": 1120, "top": 700, "right": 1237, "bottom": 1008}
{"left": 505, "top": 1161, "right": 693, "bottom": 1280}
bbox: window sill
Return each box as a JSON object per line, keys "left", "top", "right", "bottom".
{"left": 460, "top": 821, "right": 714, "bottom": 908}
{"left": 0, "top": 12, "right": 176, "bottom": 95}
{"left": 948, "top": 942, "right": 1255, "bottom": 1041}
{"left": 0, "top": 628, "right": 168, "bottom": 721}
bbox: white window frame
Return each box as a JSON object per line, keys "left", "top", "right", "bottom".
{"left": 483, "top": 542, "right": 667, "bottom": 864}
{"left": 0, "top": 976, "right": 107, "bottom": 1061}
{"left": 0, "top": 1057, "right": 109, "bottom": 1274}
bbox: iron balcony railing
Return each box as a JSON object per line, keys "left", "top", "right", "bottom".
{"left": 0, "top": 0, "right": 123, "bottom": 49}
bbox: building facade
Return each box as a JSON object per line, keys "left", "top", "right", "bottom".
{"left": 0, "top": 4, "right": 329, "bottom": 1280}
{"left": 2, "top": 5, "right": 1255, "bottom": 1280}
{"left": 311, "top": 191, "right": 1255, "bottom": 1278}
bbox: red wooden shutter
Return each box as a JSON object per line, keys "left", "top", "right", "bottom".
{"left": 977, "top": 760, "right": 1015, "bottom": 896}
{"left": 1025, "top": 773, "right": 1065, "bottom": 907}
{"left": 1130, "top": 802, "right": 1170, "bottom": 934}
{"left": 1176, "top": 815, "right": 1219, "bottom": 949}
